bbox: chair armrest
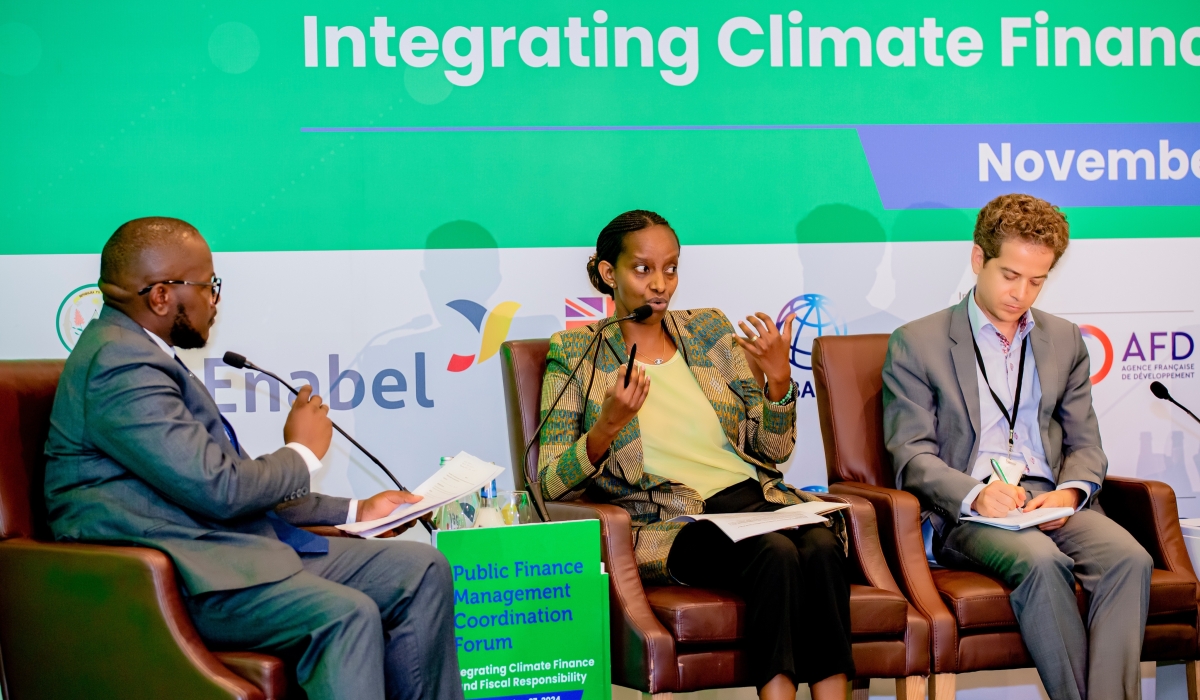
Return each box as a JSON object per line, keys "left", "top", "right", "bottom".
{"left": 829, "top": 481, "right": 958, "bottom": 674}
{"left": 1102, "top": 476, "right": 1199, "bottom": 583}
{"left": 0, "top": 538, "right": 264, "bottom": 700}
{"left": 820, "top": 492, "right": 931, "bottom": 676}
{"left": 818, "top": 493, "right": 903, "bottom": 594}
{"left": 548, "top": 502, "right": 677, "bottom": 694}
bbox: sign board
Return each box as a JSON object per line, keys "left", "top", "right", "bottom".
{"left": 435, "top": 520, "right": 612, "bottom": 700}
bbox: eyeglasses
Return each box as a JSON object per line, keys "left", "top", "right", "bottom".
{"left": 138, "top": 276, "right": 222, "bottom": 301}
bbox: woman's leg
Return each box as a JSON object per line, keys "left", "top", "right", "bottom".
{"left": 780, "top": 525, "right": 855, "bottom": 688}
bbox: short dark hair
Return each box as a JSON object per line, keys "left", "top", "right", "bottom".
{"left": 974, "top": 194, "right": 1070, "bottom": 267}
{"left": 100, "top": 217, "right": 197, "bottom": 286}
{"left": 585, "top": 210, "right": 676, "bottom": 296}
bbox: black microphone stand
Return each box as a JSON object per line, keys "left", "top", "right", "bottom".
{"left": 523, "top": 306, "right": 651, "bottom": 522}
{"left": 223, "top": 353, "right": 433, "bottom": 534}
{"left": 1152, "top": 381, "right": 1200, "bottom": 426}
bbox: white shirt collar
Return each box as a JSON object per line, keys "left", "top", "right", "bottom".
{"left": 142, "top": 327, "right": 177, "bottom": 359}
{"left": 967, "top": 288, "right": 1035, "bottom": 345}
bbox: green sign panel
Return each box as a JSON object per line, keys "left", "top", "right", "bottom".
{"left": 435, "top": 520, "right": 612, "bottom": 700}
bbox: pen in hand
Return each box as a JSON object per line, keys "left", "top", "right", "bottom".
{"left": 624, "top": 344, "right": 637, "bottom": 388}
{"left": 990, "top": 458, "right": 1011, "bottom": 485}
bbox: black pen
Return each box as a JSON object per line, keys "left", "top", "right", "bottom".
{"left": 624, "top": 344, "right": 637, "bottom": 387}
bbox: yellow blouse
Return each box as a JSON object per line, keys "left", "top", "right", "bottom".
{"left": 637, "top": 350, "right": 759, "bottom": 499}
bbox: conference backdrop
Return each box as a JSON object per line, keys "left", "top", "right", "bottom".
{"left": 3, "top": 2, "right": 1200, "bottom": 514}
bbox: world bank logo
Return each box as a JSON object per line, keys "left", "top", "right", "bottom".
{"left": 56, "top": 284, "right": 103, "bottom": 352}
{"left": 776, "top": 294, "right": 847, "bottom": 371}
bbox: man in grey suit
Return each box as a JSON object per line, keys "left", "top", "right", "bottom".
{"left": 882, "top": 194, "right": 1152, "bottom": 700}
{"left": 44, "top": 217, "right": 464, "bottom": 700}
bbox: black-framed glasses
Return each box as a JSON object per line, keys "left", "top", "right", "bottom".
{"left": 138, "top": 276, "right": 222, "bottom": 301}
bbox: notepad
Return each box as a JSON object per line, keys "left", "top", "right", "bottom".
{"left": 961, "top": 507, "right": 1076, "bottom": 531}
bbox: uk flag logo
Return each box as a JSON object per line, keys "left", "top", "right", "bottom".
{"left": 564, "top": 297, "right": 614, "bottom": 330}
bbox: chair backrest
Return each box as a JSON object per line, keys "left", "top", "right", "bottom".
{"left": 0, "top": 360, "right": 65, "bottom": 541}
{"left": 810, "top": 335, "right": 894, "bottom": 487}
{"left": 499, "top": 339, "right": 550, "bottom": 492}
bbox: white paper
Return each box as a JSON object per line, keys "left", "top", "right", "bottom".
{"left": 962, "top": 507, "right": 1075, "bottom": 531}
{"left": 669, "top": 511, "right": 830, "bottom": 542}
{"left": 775, "top": 501, "right": 852, "bottom": 517}
{"left": 337, "top": 451, "right": 504, "bottom": 537}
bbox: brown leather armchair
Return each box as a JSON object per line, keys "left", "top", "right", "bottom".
{"left": 811, "top": 334, "right": 1200, "bottom": 699}
{"left": 500, "top": 339, "right": 930, "bottom": 699}
{"left": 0, "top": 360, "right": 291, "bottom": 700}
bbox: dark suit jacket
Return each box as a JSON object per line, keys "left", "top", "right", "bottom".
{"left": 44, "top": 306, "right": 351, "bottom": 595}
{"left": 882, "top": 296, "right": 1107, "bottom": 530}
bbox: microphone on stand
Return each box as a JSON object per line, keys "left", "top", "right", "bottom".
{"left": 523, "top": 304, "right": 654, "bottom": 523}
{"left": 1150, "top": 381, "right": 1200, "bottom": 425}
{"left": 222, "top": 351, "right": 433, "bottom": 534}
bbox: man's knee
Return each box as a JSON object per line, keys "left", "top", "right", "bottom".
{"left": 1106, "top": 542, "right": 1153, "bottom": 581}
{"left": 1010, "top": 542, "right": 1074, "bottom": 589}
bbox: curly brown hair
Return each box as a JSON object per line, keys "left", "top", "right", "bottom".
{"left": 974, "top": 194, "right": 1070, "bottom": 268}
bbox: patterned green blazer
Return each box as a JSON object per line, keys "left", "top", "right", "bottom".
{"left": 538, "top": 307, "right": 841, "bottom": 584}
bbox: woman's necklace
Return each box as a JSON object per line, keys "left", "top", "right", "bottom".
{"left": 653, "top": 329, "right": 668, "bottom": 365}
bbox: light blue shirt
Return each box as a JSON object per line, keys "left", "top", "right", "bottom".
{"left": 959, "top": 292, "right": 1096, "bottom": 515}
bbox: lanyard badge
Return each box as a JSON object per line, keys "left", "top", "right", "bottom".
{"left": 971, "top": 332, "right": 1028, "bottom": 459}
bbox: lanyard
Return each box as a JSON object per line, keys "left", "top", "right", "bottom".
{"left": 971, "top": 331, "right": 1027, "bottom": 458}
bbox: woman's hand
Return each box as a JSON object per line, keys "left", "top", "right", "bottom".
{"left": 586, "top": 365, "right": 650, "bottom": 464}
{"left": 735, "top": 312, "right": 795, "bottom": 402}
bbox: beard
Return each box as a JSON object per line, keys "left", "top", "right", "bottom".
{"left": 169, "top": 303, "right": 208, "bottom": 349}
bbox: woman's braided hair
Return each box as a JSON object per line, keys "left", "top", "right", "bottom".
{"left": 586, "top": 210, "right": 676, "bottom": 296}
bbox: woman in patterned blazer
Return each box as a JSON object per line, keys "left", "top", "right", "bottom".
{"left": 537, "top": 210, "right": 853, "bottom": 700}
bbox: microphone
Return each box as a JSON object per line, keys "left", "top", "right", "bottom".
{"left": 222, "top": 352, "right": 433, "bottom": 534}
{"left": 523, "top": 304, "right": 653, "bottom": 522}
{"left": 1150, "top": 381, "right": 1200, "bottom": 425}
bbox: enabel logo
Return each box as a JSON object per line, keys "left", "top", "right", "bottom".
{"left": 56, "top": 284, "right": 103, "bottom": 351}
{"left": 777, "top": 294, "right": 847, "bottom": 372}
{"left": 446, "top": 299, "right": 521, "bottom": 372}
{"left": 1079, "top": 325, "right": 1113, "bottom": 384}
{"left": 565, "top": 296, "right": 613, "bottom": 330}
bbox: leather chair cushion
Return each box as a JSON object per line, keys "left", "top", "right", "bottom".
{"left": 645, "top": 583, "right": 908, "bottom": 644}
{"left": 215, "top": 651, "right": 289, "bottom": 699}
{"left": 934, "top": 566, "right": 1198, "bottom": 631}
{"left": 848, "top": 584, "right": 910, "bottom": 637}
{"left": 646, "top": 586, "right": 744, "bottom": 645}
{"left": 1147, "top": 569, "right": 1198, "bottom": 619}
{"left": 932, "top": 569, "right": 1018, "bottom": 630}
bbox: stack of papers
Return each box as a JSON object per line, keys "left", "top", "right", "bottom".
{"left": 962, "top": 507, "right": 1075, "bottom": 531}
{"left": 669, "top": 501, "right": 850, "bottom": 542}
{"left": 337, "top": 452, "right": 504, "bottom": 538}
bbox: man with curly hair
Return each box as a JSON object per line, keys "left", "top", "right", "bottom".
{"left": 882, "top": 194, "right": 1152, "bottom": 700}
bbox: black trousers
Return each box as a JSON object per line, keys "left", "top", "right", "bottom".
{"left": 666, "top": 480, "right": 855, "bottom": 689}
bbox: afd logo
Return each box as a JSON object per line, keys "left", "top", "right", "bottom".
{"left": 1080, "top": 325, "right": 1195, "bottom": 384}
{"left": 446, "top": 299, "right": 520, "bottom": 372}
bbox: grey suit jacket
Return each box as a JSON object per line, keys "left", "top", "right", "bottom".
{"left": 881, "top": 295, "right": 1107, "bottom": 529}
{"left": 44, "top": 306, "right": 352, "bottom": 595}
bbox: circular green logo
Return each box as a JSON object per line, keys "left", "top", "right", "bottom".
{"left": 56, "top": 284, "right": 103, "bottom": 352}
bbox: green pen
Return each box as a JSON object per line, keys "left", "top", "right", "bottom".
{"left": 990, "top": 458, "right": 1011, "bottom": 485}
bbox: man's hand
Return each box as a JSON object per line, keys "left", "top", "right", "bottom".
{"left": 357, "top": 490, "right": 424, "bottom": 537}
{"left": 283, "top": 385, "right": 332, "bottom": 459}
{"left": 1022, "top": 488, "right": 1082, "bottom": 531}
{"left": 971, "top": 481, "right": 1028, "bottom": 518}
